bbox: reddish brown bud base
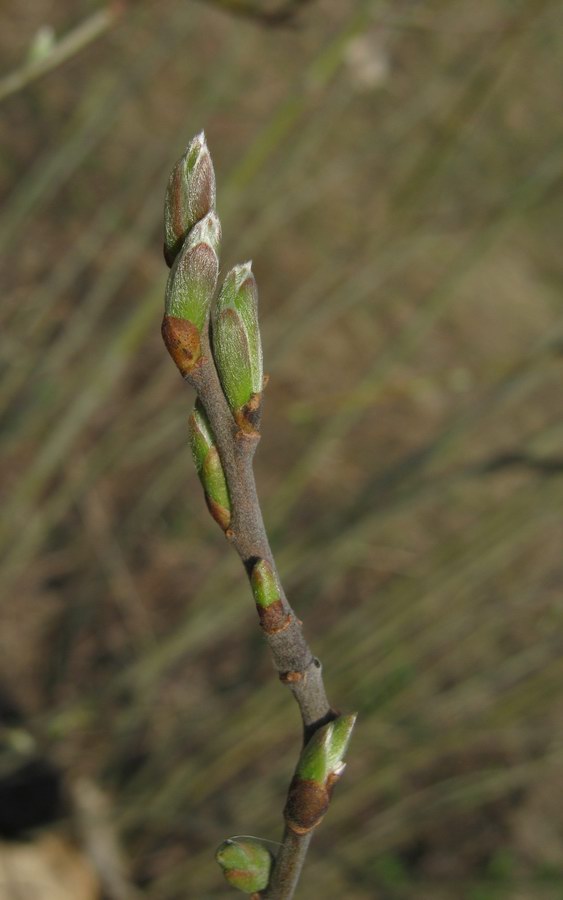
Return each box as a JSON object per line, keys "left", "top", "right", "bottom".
{"left": 164, "top": 143, "right": 215, "bottom": 267}
{"left": 257, "top": 600, "right": 292, "bottom": 635}
{"left": 205, "top": 494, "right": 231, "bottom": 531}
{"left": 283, "top": 777, "right": 331, "bottom": 834}
{"left": 234, "top": 391, "right": 262, "bottom": 436}
{"left": 279, "top": 670, "right": 305, "bottom": 684}
{"left": 161, "top": 315, "right": 201, "bottom": 375}
{"left": 224, "top": 868, "right": 261, "bottom": 892}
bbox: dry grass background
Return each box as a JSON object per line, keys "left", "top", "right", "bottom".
{"left": 1, "top": 0, "right": 563, "bottom": 898}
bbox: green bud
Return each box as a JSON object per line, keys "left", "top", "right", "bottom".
{"left": 212, "top": 262, "right": 263, "bottom": 433}
{"left": 296, "top": 714, "right": 357, "bottom": 785}
{"left": 284, "top": 714, "right": 357, "bottom": 834}
{"left": 162, "top": 212, "right": 221, "bottom": 375}
{"left": 250, "top": 559, "right": 280, "bottom": 608}
{"left": 250, "top": 558, "right": 290, "bottom": 634}
{"left": 216, "top": 837, "right": 273, "bottom": 893}
{"left": 189, "top": 401, "right": 231, "bottom": 530}
{"left": 190, "top": 399, "right": 214, "bottom": 473}
{"left": 164, "top": 211, "right": 221, "bottom": 329}
{"left": 164, "top": 131, "right": 216, "bottom": 267}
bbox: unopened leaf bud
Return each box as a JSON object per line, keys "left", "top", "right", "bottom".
{"left": 164, "top": 131, "right": 216, "bottom": 267}
{"left": 216, "top": 837, "right": 273, "bottom": 894}
{"left": 162, "top": 211, "right": 221, "bottom": 376}
{"left": 212, "top": 262, "right": 263, "bottom": 434}
{"left": 297, "top": 714, "right": 356, "bottom": 784}
{"left": 251, "top": 559, "right": 291, "bottom": 634}
{"left": 189, "top": 401, "right": 231, "bottom": 531}
{"left": 284, "top": 714, "right": 357, "bottom": 834}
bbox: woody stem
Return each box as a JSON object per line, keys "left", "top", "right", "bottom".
{"left": 186, "top": 332, "right": 335, "bottom": 897}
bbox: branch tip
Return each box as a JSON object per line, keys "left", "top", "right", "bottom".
{"left": 161, "top": 133, "right": 340, "bottom": 899}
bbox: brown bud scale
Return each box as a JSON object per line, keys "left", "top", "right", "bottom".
{"left": 257, "top": 600, "right": 292, "bottom": 634}
{"left": 279, "top": 670, "right": 305, "bottom": 684}
{"left": 283, "top": 777, "right": 330, "bottom": 834}
{"left": 224, "top": 867, "right": 255, "bottom": 889}
{"left": 161, "top": 315, "right": 201, "bottom": 375}
{"left": 205, "top": 494, "right": 231, "bottom": 531}
{"left": 235, "top": 392, "right": 262, "bottom": 435}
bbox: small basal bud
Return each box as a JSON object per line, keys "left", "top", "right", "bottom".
{"left": 162, "top": 211, "right": 221, "bottom": 376}
{"left": 284, "top": 714, "right": 357, "bottom": 834}
{"left": 251, "top": 559, "right": 291, "bottom": 635}
{"left": 216, "top": 837, "right": 273, "bottom": 894}
{"left": 164, "top": 131, "right": 216, "bottom": 267}
{"left": 189, "top": 401, "right": 231, "bottom": 531}
{"left": 212, "top": 262, "right": 263, "bottom": 434}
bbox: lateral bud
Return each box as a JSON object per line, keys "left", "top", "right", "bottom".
{"left": 164, "top": 131, "right": 216, "bottom": 267}
{"left": 284, "top": 714, "right": 357, "bottom": 834}
{"left": 250, "top": 559, "right": 291, "bottom": 634}
{"left": 212, "top": 262, "right": 263, "bottom": 434}
{"left": 215, "top": 837, "right": 273, "bottom": 894}
{"left": 189, "top": 401, "right": 231, "bottom": 531}
{"left": 162, "top": 211, "right": 221, "bottom": 375}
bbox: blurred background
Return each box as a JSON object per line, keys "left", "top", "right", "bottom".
{"left": 1, "top": 0, "right": 563, "bottom": 898}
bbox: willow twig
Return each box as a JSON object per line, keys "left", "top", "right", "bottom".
{"left": 189, "top": 330, "right": 334, "bottom": 730}
{"left": 161, "top": 133, "right": 355, "bottom": 899}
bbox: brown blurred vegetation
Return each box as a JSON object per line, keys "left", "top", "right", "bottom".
{"left": 1, "top": 0, "right": 563, "bottom": 898}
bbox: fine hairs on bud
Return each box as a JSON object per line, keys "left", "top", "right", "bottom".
{"left": 161, "top": 133, "right": 219, "bottom": 376}
{"left": 164, "top": 131, "right": 216, "bottom": 267}
{"left": 212, "top": 261, "right": 263, "bottom": 432}
{"left": 164, "top": 212, "right": 221, "bottom": 329}
{"left": 183, "top": 209, "right": 222, "bottom": 256}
